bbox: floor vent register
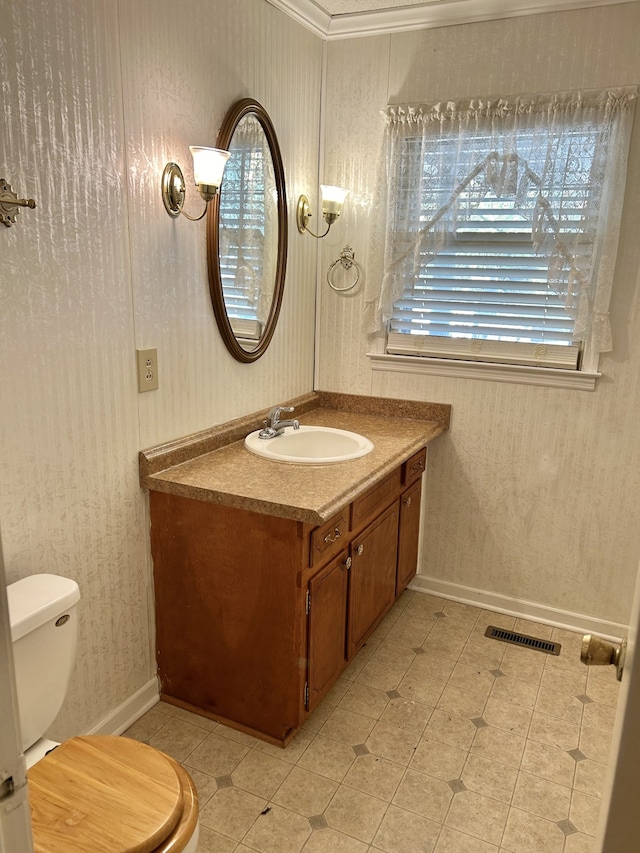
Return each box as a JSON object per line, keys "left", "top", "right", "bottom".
{"left": 484, "top": 626, "right": 561, "bottom": 656}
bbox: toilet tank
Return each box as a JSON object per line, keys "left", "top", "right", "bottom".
{"left": 7, "top": 573, "right": 81, "bottom": 752}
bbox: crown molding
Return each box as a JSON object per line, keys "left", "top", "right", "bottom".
{"left": 267, "top": 0, "right": 638, "bottom": 39}
{"left": 264, "top": 0, "right": 331, "bottom": 38}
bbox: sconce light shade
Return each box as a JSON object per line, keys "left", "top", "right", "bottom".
{"left": 162, "top": 146, "right": 230, "bottom": 221}
{"left": 296, "top": 184, "right": 350, "bottom": 238}
{"left": 320, "top": 184, "right": 350, "bottom": 220}
{"left": 189, "top": 146, "right": 230, "bottom": 201}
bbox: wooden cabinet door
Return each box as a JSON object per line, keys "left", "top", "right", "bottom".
{"left": 396, "top": 480, "right": 422, "bottom": 596}
{"left": 307, "top": 550, "right": 349, "bottom": 713}
{"left": 347, "top": 503, "right": 399, "bottom": 659}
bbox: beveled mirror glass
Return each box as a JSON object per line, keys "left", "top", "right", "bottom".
{"left": 207, "top": 99, "right": 288, "bottom": 362}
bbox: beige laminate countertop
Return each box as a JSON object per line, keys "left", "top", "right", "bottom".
{"left": 139, "top": 392, "right": 450, "bottom": 525}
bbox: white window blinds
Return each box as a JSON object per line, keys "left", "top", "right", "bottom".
{"left": 387, "top": 240, "right": 582, "bottom": 368}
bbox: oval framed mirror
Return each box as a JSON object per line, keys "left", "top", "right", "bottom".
{"left": 207, "top": 98, "right": 288, "bottom": 362}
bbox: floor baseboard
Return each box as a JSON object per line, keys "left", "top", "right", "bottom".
{"left": 87, "top": 677, "right": 159, "bottom": 736}
{"left": 409, "top": 575, "right": 626, "bottom": 641}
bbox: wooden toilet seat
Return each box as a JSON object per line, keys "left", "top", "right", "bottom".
{"left": 27, "top": 735, "right": 198, "bottom": 853}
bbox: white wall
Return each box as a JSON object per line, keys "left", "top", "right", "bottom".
{"left": 317, "top": 3, "right": 640, "bottom": 631}
{"left": 0, "top": 0, "right": 322, "bottom": 739}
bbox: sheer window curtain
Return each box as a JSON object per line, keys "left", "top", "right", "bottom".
{"left": 365, "top": 88, "right": 636, "bottom": 358}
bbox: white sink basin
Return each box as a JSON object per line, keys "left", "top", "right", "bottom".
{"left": 244, "top": 425, "right": 374, "bottom": 464}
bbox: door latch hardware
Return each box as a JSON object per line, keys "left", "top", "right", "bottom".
{"left": 581, "top": 634, "right": 627, "bottom": 681}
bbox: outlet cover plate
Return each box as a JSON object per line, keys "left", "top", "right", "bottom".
{"left": 136, "top": 348, "right": 159, "bottom": 392}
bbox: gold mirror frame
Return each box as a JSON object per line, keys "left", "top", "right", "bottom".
{"left": 207, "top": 98, "right": 288, "bottom": 363}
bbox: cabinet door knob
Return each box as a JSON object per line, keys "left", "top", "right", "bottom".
{"left": 411, "top": 460, "right": 424, "bottom": 473}
{"left": 403, "top": 496, "right": 412, "bottom": 507}
{"left": 342, "top": 556, "right": 352, "bottom": 570}
{"left": 355, "top": 543, "right": 364, "bottom": 556}
{"left": 324, "top": 527, "right": 342, "bottom": 544}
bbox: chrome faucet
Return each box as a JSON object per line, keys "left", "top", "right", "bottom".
{"left": 258, "top": 405, "right": 300, "bottom": 439}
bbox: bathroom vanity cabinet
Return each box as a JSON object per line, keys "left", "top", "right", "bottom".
{"left": 149, "top": 447, "right": 426, "bottom": 746}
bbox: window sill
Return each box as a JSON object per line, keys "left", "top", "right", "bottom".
{"left": 367, "top": 352, "right": 600, "bottom": 390}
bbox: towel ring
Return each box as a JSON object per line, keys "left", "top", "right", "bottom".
{"left": 327, "top": 245, "right": 361, "bottom": 293}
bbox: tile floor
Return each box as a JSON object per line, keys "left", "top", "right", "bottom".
{"left": 124, "top": 591, "right": 620, "bottom": 853}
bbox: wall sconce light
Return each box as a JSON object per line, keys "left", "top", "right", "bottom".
{"left": 296, "top": 184, "right": 350, "bottom": 238}
{"left": 1, "top": 178, "right": 36, "bottom": 228}
{"left": 162, "top": 146, "right": 230, "bottom": 221}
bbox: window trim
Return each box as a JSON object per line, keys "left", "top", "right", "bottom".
{"left": 374, "top": 294, "right": 602, "bottom": 388}
{"left": 367, "top": 348, "right": 600, "bottom": 390}
{"left": 386, "top": 333, "right": 582, "bottom": 370}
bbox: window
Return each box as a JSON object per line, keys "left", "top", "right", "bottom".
{"left": 365, "top": 89, "right": 636, "bottom": 382}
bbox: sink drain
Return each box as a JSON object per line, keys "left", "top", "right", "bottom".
{"left": 484, "top": 626, "right": 561, "bottom": 656}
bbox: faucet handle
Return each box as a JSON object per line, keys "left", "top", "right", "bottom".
{"left": 267, "top": 405, "right": 294, "bottom": 425}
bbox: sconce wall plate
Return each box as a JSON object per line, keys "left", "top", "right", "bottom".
{"left": 1, "top": 178, "right": 37, "bottom": 228}
{"left": 161, "top": 162, "right": 186, "bottom": 218}
{"left": 296, "top": 193, "right": 331, "bottom": 238}
{"left": 296, "top": 194, "right": 312, "bottom": 234}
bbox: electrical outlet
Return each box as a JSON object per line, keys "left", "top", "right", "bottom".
{"left": 136, "top": 348, "right": 159, "bottom": 392}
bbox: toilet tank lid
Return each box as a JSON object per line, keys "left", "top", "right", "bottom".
{"left": 7, "top": 574, "right": 80, "bottom": 642}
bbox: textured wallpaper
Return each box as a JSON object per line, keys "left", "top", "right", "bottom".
{"left": 3, "top": 0, "right": 639, "bottom": 743}
{"left": 0, "top": 0, "right": 322, "bottom": 738}
{"left": 317, "top": 4, "right": 640, "bottom": 628}
{"left": 119, "top": 0, "right": 322, "bottom": 449}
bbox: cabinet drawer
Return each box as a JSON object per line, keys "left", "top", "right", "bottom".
{"left": 351, "top": 468, "right": 401, "bottom": 532}
{"left": 403, "top": 448, "right": 427, "bottom": 485}
{"left": 310, "top": 510, "right": 349, "bottom": 567}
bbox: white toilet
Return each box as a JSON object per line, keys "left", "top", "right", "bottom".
{"left": 7, "top": 573, "right": 200, "bottom": 853}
